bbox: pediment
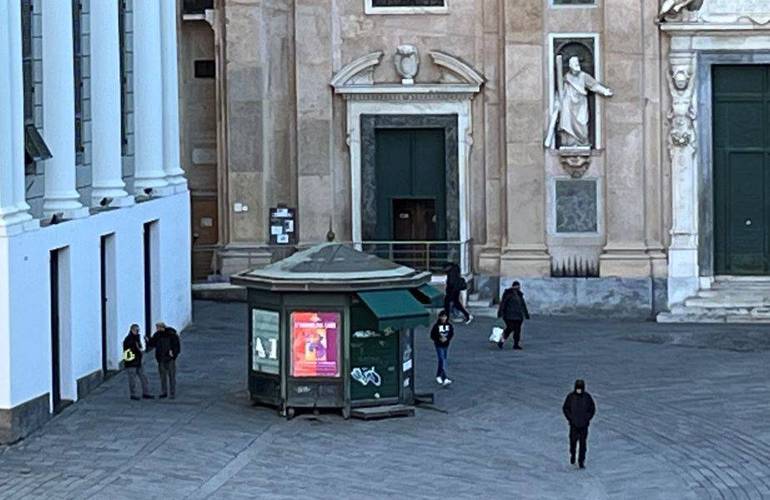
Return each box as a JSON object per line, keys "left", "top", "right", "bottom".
{"left": 330, "top": 47, "right": 484, "bottom": 97}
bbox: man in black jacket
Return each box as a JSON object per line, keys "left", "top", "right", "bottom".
{"left": 562, "top": 379, "right": 596, "bottom": 469}
{"left": 443, "top": 262, "right": 473, "bottom": 324}
{"left": 122, "top": 324, "right": 153, "bottom": 401}
{"left": 496, "top": 281, "right": 530, "bottom": 350}
{"left": 146, "top": 322, "right": 181, "bottom": 399}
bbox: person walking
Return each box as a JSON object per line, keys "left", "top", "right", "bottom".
{"left": 443, "top": 262, "right": 473, "bottom": 324}
{"left": 430, "top": 310, "right": 454, "bottom": 386}
{"left": 562, "top": 379, "right": 596, "bottom": 469}
{"left": 122, "top": 324, "right": 154, "bottom": 401}
{"left": 496, "top": 281, "right": 530, "bottom": 350}
{"left": 146, "top": 322, "right": 181, "bottom": 399}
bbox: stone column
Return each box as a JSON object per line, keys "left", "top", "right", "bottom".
{"left": 41, "top": 0, "right": 88, "bottom": 219}
{"left": 132, "top": 0, "right": 172, "bottom": 196}
{"left": 666, "top": 39, "right": 699, "bottom": 305}
{"left": 499, "top": 0, "right": 550, "bottom": 277}
{"left": 89, "top": 0, "right": 132, "bottom": 207}
{"left": 0, "top": 0, "right": 34, "bottom": 235}
{"left": 160, "top": 0, "right": 186, "bottom": 190}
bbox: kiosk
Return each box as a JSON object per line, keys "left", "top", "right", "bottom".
{"left": 231, "top": 243, "right": 442, "bottom": 419}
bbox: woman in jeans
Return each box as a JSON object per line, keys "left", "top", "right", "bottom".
{"left": 430, "top": 310, "right": 455, "bottom": 386}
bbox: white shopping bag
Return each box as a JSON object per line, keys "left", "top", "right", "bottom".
{"left": 489, "top": 326, "right": 503, "bottom": 343}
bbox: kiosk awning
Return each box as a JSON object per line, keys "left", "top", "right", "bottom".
{"left": 411, "top": 284, "right": 444, "bottom": 307}
{"left": 357, "top": 290, "right": 431, "bottom": 330}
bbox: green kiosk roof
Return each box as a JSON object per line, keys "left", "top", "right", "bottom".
{"left": 357, "top": 289, "right": 431, "bottom": 330}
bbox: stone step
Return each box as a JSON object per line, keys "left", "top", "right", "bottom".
{"left": 659, "top": 303, "right": 770, "bottom": 323}
{"left": 350, "top": 404, "right": 415, "bottom": 420}
{"left": 685, "top": 297, "right": 770, "bottom": 308}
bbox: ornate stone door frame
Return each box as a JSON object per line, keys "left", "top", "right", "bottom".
{"left": 663, "top": 25, "right": 770, "bottom": 306}
{"left": 331, "top": 50, "right": 484, "bottom": 274}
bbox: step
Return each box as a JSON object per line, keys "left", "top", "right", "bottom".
{"left": 350, "top": 404, "right": 415, "bottom": 420}
{"left": 685, "top": 297, "right": 770, "bottom": 309}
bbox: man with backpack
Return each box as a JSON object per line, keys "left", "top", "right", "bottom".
{"left": 443, "top": 262, "right": 473, "bottom": 324}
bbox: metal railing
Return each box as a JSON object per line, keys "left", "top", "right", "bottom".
{"left": 358, "top": 240, "right": 472, "bottom": 275}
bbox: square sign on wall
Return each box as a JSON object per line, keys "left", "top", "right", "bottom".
{"left": 555, "top": 179, "right": 598, "bottom": 233}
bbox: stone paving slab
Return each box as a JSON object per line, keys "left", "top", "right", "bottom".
{"left": 2, "top": 302, "right": 770, "bottom": 499}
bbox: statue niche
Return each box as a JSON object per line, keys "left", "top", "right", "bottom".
{"left": 545, "top": 39, "right": 613, "bottom": 177}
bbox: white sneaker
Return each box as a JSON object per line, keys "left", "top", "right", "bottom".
{"left": 442, "top": 378, "right": 453, "bottom": 386}
{"left": 436, "top": 377, "right": 444, "bottom": 384}
{"left": 464, "top": 315, "right": 474, "bottom": 325}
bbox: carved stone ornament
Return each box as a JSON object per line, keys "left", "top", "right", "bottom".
{"left": 658, "top": 0, "right": 704, "bottom": 22}
{"left": 667, "top": 62, "right": 696, "bottom": 155}
{"left": 394, "top": 45, "right": 420, "bottom": 85}
{"left": 660, "top": 0, "right": 770, "bottom": 25}
{"left": 557, "top": 149, "right": 592, "bottom": 178}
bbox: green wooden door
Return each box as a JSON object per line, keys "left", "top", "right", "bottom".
{"left": 713, "top": 65, "right": 770, "bottom": 275}
{"left": 374, "top": 128, "right": 446, "bottom": 241}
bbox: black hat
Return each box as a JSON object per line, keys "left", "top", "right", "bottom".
{"left": 512, "top": 281, "right": 521, "bottom": 287}
{"left": 574, "top": 379, "right": 585, "bottom": 391}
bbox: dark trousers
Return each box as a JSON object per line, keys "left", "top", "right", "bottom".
{"left": 127, "top": 365, "right": 150, "bottom": 397}
{"left": 158, "top": 359, "right": 176, "bottom": 396}
{"left": 435, "top": 346, "right": 448, "bottom": 380}
{"left": 443, "top": 289, "right": 469, "bottom": 320}
{"left": 502, "top": 319, "right": 523, "bottom": 346}
{"left": 569, "top": 426, "right": 588, "bottom": 464}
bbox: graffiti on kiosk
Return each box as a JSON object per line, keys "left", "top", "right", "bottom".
{"left": 351, "top": 366, "right": 382, "bottom": 387}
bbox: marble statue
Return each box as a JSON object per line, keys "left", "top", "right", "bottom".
{"left": 394, "top": 45, "right": 419, "bottom": 85}
{"left": 658, "top": 0, "right": 704, "bottom": 21}
{"left": 545, "top": 56, "right": 613, "bottom": 149}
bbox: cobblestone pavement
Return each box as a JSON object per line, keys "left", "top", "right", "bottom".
{"left": 2, "top": 301, "right": 770, "bottom": 499}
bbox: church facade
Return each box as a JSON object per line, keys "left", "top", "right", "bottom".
{"left": 181, "top": 0, "right": 770, "bottom": 321}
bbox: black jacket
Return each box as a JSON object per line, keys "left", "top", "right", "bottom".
{"left": 430, "top": 322, "right": 454, "bottom": 347}
{"left": 146, "top": 328, "right": 181, "bottom": 363}
{"left": 562, "top": 391, "right": 596, "bottom": 429}
{"left": 445, "top": 264, "right": 464, "bottom": 293}
{"left": 497, "top": 288, "right": 530, "bottom": 321}
{"left": 122, "top": 333, "right": 143, "bottom": 368}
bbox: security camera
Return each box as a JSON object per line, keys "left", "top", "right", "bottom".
{"left": 99, "top": 197, "right": 113, "bottom": 207}
{"left": 143, "top": 188, "right": 153, "bottom": 196}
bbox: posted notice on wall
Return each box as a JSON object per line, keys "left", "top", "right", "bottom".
{"left": 290, "top": 312, "right": 340, "bottom": 378}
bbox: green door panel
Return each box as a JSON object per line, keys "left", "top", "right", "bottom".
{"left": 713, "top": 65, "right": 770, "bottom": 275}
{"left": 373, "top": 128, "right": 446, "bottom": 241}
{"left": 349, "top": 330, "right": 399, "bottom": 401}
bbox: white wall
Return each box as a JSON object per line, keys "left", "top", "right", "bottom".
{"left": 0, "top": 191, "right": 191, "bottom": 409}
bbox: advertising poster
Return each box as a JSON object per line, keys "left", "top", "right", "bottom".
{"left": 290, "top": 312, "right": 340, "bottom": 377}
{"left": 251, "top": 309, "right": 280, "bottom": 374}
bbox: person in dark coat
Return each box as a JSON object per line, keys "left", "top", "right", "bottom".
{"left": 430, "top": 310, "right": 455, "bottom": 386}
{"left": 496, "top": 281, "right": 530, "bottom": 350}
{"left": 146, "top": 322, "right": 181, "bottom": 399}
{"left": 562, "top": 379, "right": 596, "bottom": 469}
{"left": 122, "top": 324, "right": 153, "bottom": 401}
{"left": 443, "top": 262, "right": 473, "bottom": 324}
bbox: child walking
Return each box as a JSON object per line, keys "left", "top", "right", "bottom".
{"left": 430, "top": 310, "right": 455, "bottom": 386}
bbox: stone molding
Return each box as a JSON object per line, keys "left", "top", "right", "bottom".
{"left": 330, "top": 51, "right": 384, "bottom": 88}
{"left": 660, "top": 0, "right": 770, "bottom": 29}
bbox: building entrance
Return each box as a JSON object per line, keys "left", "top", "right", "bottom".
{"left": 713, "top": 65, "right": 770, "bottom": 275}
